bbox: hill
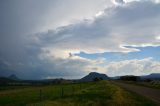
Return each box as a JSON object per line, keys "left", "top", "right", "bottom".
{"left": 141, "top": 73, "right": 160, "bottom": 80}
{"left": 0, "top": 74, "right": 20, "bottom": 85}
{"left": 80, "top": 72, "right": 110, "bottom": 82}
{"left": 8, "top": 74, "right": 19, "bottom": 80}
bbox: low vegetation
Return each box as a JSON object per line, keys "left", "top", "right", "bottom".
{"left": 120, "top": 75, "right": 140, "bottom": 81}
{"left": 118, "top": 75, "right": 160, "bottom": 89}
{"left": 119, "top": 80, "right": 160, "bottom": 89}
{"left": 0, "top": 81, "right": 155, "bottom": 106}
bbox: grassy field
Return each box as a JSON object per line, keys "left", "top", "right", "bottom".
{"left": 0, "top": 81, "right": 155, "bottom": 106}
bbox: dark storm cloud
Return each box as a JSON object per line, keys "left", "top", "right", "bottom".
{"left": 0, "top": 0, "right": 109, "bottom": 79}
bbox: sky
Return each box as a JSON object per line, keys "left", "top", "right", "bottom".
{"left": 0, "top": 0, "right": 160, "bottom": 79}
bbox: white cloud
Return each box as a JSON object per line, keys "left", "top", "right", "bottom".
{"left": 95, "top": 11, "right": 105, "bottom": 17}
{"left": 112, "top": 0, "right": 125, "bottom": 5}
{"left": 105, "top": 57, "right": 160, "bottom": 76}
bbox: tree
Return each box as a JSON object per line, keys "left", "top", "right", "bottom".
{"left": 120, "top": 75, "right": 140, "bottom": 81}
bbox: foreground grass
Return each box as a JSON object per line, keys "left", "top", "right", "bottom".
{"left": 0, "top": 81, "right": 155, "bottom": 106}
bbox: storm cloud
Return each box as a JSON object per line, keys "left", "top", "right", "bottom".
{"left": 0, "top": 0, "right": 160, "bottom": 79}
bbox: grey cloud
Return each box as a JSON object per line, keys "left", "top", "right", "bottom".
{"left": 0, "top": 0, "right": 160, "bottom": 79}
{"left": 0, "top": 0, "right": 111, "bottom": 79}
{"left": 35, "top": 0, "right": 160, "bottom": 55}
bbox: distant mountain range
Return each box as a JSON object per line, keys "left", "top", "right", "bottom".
{"left": 141, "top": 73, "right": 160, "bottom": 80}
{"left": 80, "top": 72, "right": 110, "bottom": 82}
{"left": 0, "top": 73, "right": 160, "bottom": 85}
{"left": 8, "top": 74, "right": 19, "bottom": 80}
{"left": 0, "top": 74, "right": 19, "bottom": 85}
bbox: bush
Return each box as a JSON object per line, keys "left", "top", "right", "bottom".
{"left": 93, "top": 77, "right": 103, "bottom": 82}
{"left": 120, "top": 76, "right": 140, "bottom": 81}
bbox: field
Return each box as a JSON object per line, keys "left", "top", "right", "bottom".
{"left": 0, "top": 81, "right": 155, "bottom": 106}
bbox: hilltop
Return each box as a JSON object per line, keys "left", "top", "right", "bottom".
{"left": 80, "top": 72, "right": 110, "bottom": 82}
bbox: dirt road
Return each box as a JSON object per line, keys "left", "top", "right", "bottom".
{"left": 114, "top": 82, "right": 160, "bottom": 105}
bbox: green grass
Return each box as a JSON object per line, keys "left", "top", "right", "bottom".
{"left": 0, "top": 81, "right": 155, "bottom": 106}
{"left": 0, "top": 85, "right": 31, "bottom": 91}
{"left": 118, "top": 80, "right": 160, "bottom": 89}
{"left": 138, "top": 81, "right": 160, "bottom": 89}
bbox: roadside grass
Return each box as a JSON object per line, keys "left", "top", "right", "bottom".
{"left": 117, "top": 80, "right": 160, "bottom": 89}
{"left": 136, "top": 81, "right": 160, "bottom": 89}
{"left": 0, "top": 86, "right": 31, "bottom": 91}
{"left": 0, "top": 81, "right": 155, "bottom": 106}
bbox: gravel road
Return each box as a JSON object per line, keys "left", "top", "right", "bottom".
{"left": 114, "top": 82, "right": 160, "bottom": 105}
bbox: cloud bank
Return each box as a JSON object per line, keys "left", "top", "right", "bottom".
{"left": 34, "top": 0, "right": 160, "bottom": 58}
{"left": 0, "top": 0, "right": 160, "bottom": 79}
{"left": 105, "top": 57, "right": 160, "bottom": 76}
